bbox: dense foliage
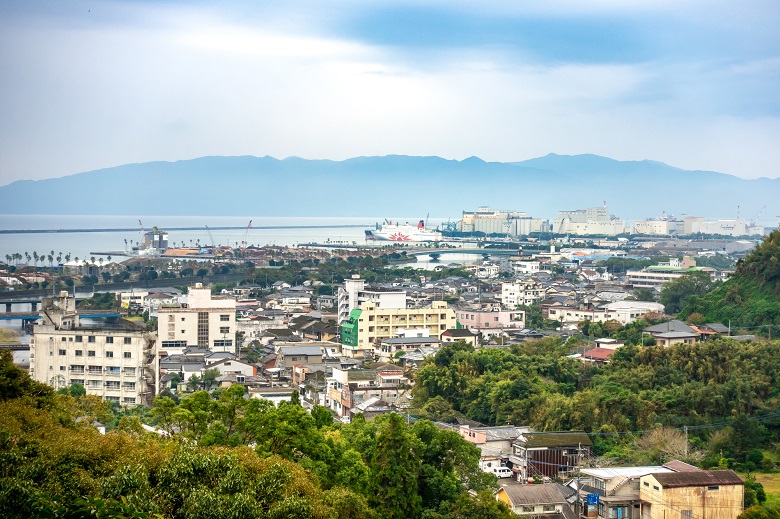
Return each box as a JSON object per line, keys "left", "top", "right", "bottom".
{"left": 412, "top": 338, "right": 780, "bottom": 466}
{"left": 0, "top": 351, "right": 511, "bottom": 519}
{"left": 679, "top": 230, "right": 780, "bottom": 328}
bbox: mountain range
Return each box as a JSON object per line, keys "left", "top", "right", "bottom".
{"left": 0, "top": 154, "right": 777, "bottom": 223}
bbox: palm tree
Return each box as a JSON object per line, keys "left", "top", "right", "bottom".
{"left": 4, "top": 254, "right": 10, "bottom": 265}
{"left": 48, "top": 254, "right": 53, "bottom": 267}
{"left": 57, "top": 253, "right": 62, "bottom": 264}
{"left": 65, "top": 253, "right": 71, "bottom": 263}
{"left": 24, "top": 252, "right": 31, "bottom": 265}
{"left": 32, "top": 252, "right": 38, "bottom": 266}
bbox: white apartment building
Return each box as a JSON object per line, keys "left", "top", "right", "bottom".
{"left": 337, "top": 275, "right": 406, "bottom": 325}
{"left": 501, "top": 281, "right": 544, "bottom": 308}
{"left": 29, "top": 293, "right": 154, "bottom": 406}
{"left": 157, "top": 283, "right": 236, "bottom": 353}
{"left": 552, "top": 204, "right": 627, "bottom": 236}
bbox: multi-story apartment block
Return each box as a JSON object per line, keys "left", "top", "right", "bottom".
{"left": 157, "top": 283, "right": 236, "bottom": 353}
{"left": 29, "top": 293, "right": 154, "bottom": 406}
{"left": 337, "top": 275, "right": 406, "bottom": 325}
{"left": 627, "top": 257, "right": 716, "bottom": 289}
{"left": 340, "top": 301, "right": 458, "bottom": 358}
{"left": 501, "top": 281, "right": 545, "bottom": 308}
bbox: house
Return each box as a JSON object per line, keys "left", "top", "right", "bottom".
{"left": 640, "top": 470, "right": 743, "bottom": 519}
{"left": 510, "top": 432, "right": 592, "bottom": 481}
{"left": 654, "top": 332, "right": 698, "bottom": 347}
{"left": 496, "top": 482, "right": 577, "bottom": 519}
{"left": 376, "top": 336, "right": 442, "bottom": 362}
{"left": 441, "top": 328, "right": 480, "bottom": 347}
{"left": 578, "top": 466, "right": 674, "bottom": 519}
{"left": 581, "top": 347, "right": 615, "bottom": 366}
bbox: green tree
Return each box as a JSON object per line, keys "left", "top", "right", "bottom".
{"left": 371, "top": 413, "right": 422, "bottom": 518}
{"left": 660, "top": 271, "right": 719, "bottom": 314}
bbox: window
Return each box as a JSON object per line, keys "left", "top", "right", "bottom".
{"left": 70, "top": 379, "right": 84, "bottom": 386}
{"left": 105, "top": 381, "right": 120, "bottom": 390}
{"left": 75, "top": 336, "right": 83, "bottom": 343}
{"left": 124, "top": 367, "right": 136, "bottom": 377}
{"left": 105, "top": 367, "right": 121, "bottom": 376}
{"left": 88, "top": 336, "right": 95, "bottom": 343}
{"left": 522, "top": 507, "right": 534, "bottom": 513}
{"left": 653, "top": 486, "right": 659, "bottom": 491}
{"left": 88, "top": 350, "right": 96, "bottom": 357}
{"left": 106, "top": 337, "right": 113, "bottom": 344}
{"left": 543, "top": 505, "right": 556, "bottom": 512}
{"left": 105, "top": 396, "right": 120, "bottom": 403}
{"left": 88, "top": 365, "right": 102, "bottom": 374}
{"left": 59, "top": 366, "right": 66, "bottom": 371}
{"left": 707, "top": 486, "right": 719, "bottom": 491}
{"left": 105, "top": 351, "right": 114, "bottom": 358}
{"left": 61, "top": 337, "right": 67, "bottom": 342}
{"left": 75, "top": 350, "right": 83, "bottom": 356}
{"left": 220, "top": 326, "right": 230, "bottom": 334}
{"left": 58, "top": 349, "right": 66, "bottom": 355}
{"left": 220, "top": 314, "right": 230, "bottom": 321}
{"left": 643, "top": 482, "right": 649, "bottom": 487}
{"left": 124, "top": 337, "right": 132, "bottom": 345}
{"left": 123, "top": 382, "right": 136, "bottom": 390}
{"left": 197, "top": 312, "right": 209, "bottom": 347}
{"left": 123, "top": 352, "right": 132, "bottom": 359}
{"left": 123, "top": 397, "right": 136, "bottom": 404}
{"left": 213, "top": 340, "right": 233, "bottom": 348}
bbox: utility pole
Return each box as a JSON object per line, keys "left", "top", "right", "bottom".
{"left": 684, "top": 426, "right": 688, "bottom": 457}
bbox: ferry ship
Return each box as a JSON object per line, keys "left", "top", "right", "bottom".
{"left": 365, "top": 220, "right": 442, "bottom": 242}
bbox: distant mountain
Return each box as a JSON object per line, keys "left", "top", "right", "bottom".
{"left": 0, "top": 154, "right": 777, "bottom": 221}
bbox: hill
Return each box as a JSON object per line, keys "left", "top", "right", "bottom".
{"left": 0, "top": 153, "right": 777, "bottom": 220}
{"left": 679, "top": 230, "right": 780, "bottom": 328}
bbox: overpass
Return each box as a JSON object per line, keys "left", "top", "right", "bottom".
{"left": 407, "top": 248, "right": 526, "bottom": 260}
{"left": 0, "top": 310, "right": 121, "bottom": 321}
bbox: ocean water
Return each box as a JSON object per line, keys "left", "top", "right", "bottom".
{"left": 0, "top": 215, "right": 451, "bottom": 263}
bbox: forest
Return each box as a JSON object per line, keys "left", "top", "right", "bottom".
{"left": 0, "top": 350, "right": 513, "bottom": 519}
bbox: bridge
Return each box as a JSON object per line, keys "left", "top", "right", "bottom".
{"left": 0, "top": 310, "right": 121, "bottom": 321}
{"left": 407, "top": 248, "right": 526, "bottom": 260}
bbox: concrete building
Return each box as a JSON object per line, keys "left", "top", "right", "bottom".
{"left": 337, "top": 275, "right": 406, "bottom": 325}
{"left": 29, "top": 293, "right": 155, "bottom": 406}
{"left": 460, "top": 207, "right": 549, "bottom": 236}
{"left": 633, "top": 219, "right": 685, "bottom": 236}
{"left": 627, "top": 257, "right": 716, "bottom": 289}
{"left": 552, "top": 204, "right": 626, "bottom": 236}
{"left": 501, "top": 281, "right": 545, "bottom": 308}
{"left": 454, "top": 308, "right": 525, "bottom": 336}
{"left": 340, "top": 301, "right": 458, "bottom": 358}
{"left": 157, "top": 283, "right": 236, "bottom": 353}
{"left": 683, "top": 216, "right": 764, "bottom": 237}
{"left": 640, "top": 470, "right": 743, "bottom": 519}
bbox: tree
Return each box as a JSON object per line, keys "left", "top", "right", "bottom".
{"left": 660, "top": 271, "right": 719, "bottom": 314}
{"left": 371, "top": 413, "right": 423, "bottom": 518}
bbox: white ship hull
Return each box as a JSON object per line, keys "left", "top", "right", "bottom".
{"left": 366, "top": 223, "right": 441, "bottom": 242}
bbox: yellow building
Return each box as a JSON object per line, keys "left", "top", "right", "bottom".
{"left": 640, "top": 470, "right": 743, "bottom": 519}
{"left": 341, "top": 301, "right": 458, "bottom": 358}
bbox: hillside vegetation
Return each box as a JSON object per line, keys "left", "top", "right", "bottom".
{"left": 680, "top": 229, "right": 780, "bottom": 327}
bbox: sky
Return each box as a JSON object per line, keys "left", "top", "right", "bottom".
{"left": 1, "top": 0, "right": 779, "bottom": 186}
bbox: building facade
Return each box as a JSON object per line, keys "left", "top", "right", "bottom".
{"left": 157, "top": 283, "right": 236, "bottom": 353}
{"left": 29, "top": 293, "right": 155, "bottom": 406}
{"left": 340, "top": 301, "right": 457, "bottom": 358}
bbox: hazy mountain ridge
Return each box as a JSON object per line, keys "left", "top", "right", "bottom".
{"left": 1, "top": 154, "right": 776, "bottom": 222}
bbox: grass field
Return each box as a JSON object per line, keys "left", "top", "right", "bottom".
{"left": 753, "top": 473, "right": 780, "bottom": 507}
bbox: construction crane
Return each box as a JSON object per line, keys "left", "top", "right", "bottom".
{"left": 749, "top": 205, "right": 767, "bottom": 226}
{"left": 204, "top": 225, "right": 215, "bottom": 247}
{"left": 243, "top": 220, "right": 252, "bottom": 249}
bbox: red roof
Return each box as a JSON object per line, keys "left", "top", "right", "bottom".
{"left": 582, "top": 347, "right": 615, "bottom": 361}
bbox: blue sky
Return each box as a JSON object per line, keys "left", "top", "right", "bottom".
{"left": 1, "top": 0, "right": 779, "bottom": 184}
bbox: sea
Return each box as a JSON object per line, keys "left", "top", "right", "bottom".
{"left": 0, "top": 215, "right": 455, "bottom": 263}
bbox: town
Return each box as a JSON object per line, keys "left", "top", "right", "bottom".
{"left": 2, "top": 203, "right": 778, "bottom": 519}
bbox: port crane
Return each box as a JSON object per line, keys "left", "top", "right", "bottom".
{"left": 204, "top": 225, "right": 216, "bottom": 247}
{"left": 243, "top": 220, "right": 252, "bottom": 249}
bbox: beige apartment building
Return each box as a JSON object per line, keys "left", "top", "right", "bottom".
{"left": 341, "top": 301, "right": 458, "bottom": 358}
{"left": 157, "top": 283, "right": 236, "bottom": 353}
{"left": 29, "top": 293, "right": 154, "bottom": 406}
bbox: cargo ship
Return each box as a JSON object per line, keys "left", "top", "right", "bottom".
{"left": 365, "top": 220, "right": 442, "bottom": 242}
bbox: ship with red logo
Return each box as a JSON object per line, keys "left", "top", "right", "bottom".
{"left": 365, "top": 219, "right": 442, "bottom": 242}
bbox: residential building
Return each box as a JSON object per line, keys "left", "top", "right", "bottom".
{"left": 29, "top": 293, "right": 154, "bottom": 406}
{"left": 326, "top": 365, "right": 410, "bottom": 417}
{"left": 627, "top": 257, "right": 716, "bottom": 289}
{"left": 377, "top": 335, "right": 442, "bottom": 362}
{"left": 340, "top": 301, "right": 457, "bottom": 358}
{"left": 578, "top": 466, "right": 674, "bottom": 519}
{"left": 157, "top": 283, "right": 236, "bottom": 353}
{"left": 510, "top": 432, "right": 592, "bottom": 481}
{"left": 640, "top": 470, "right": 743, "bottom": 519}
{"left": 441, "top": 328, "right": 480, "bottom": 346}
{"left": 337, "top": 275, "right": 406, "bottom": 325}
{"left": 501, "top": 281, "right": 545, "bottom": 308}
{"left": 454, "top": 308, "right": 525, "bottom": 335}
{"left": 497, "top": 483, "right": 576, "bottom": 519}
